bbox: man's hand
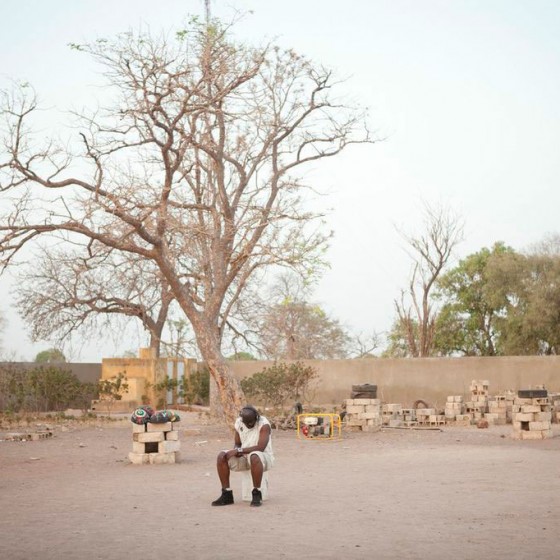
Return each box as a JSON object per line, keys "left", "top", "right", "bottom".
{"left": 225, "top": 448, "right": 241, "bottom": 460}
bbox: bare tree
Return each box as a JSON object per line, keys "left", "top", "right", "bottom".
{"left": 394, "top": 204, "right": 463, "bottom": 357}
{"left": 256, "top": 286, "right": 351, "bottom": 360}
{"left": 0, "top": 21, "right": 372, "bottom": 423}
{"left": 15, "top": 244, "right": 174, "bottom": 356}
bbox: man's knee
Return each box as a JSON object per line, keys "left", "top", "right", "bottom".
{"left": 250, "top": 453, "right": 263, "bottom": 467}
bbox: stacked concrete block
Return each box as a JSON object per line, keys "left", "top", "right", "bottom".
{"left": 382, "top": 403, "right": 404, "bottom": 427}
{"left": 416, "top": 408, "right": 436, "bottom": 425}
{"left": 486, "top": 393, "right": 513, "bottom": 425}
{"left": 402, "top": 408, "right": 418, "bottom": 427}
{"left": 444, "top": 396, "right": 464, "bottom": 422}
{"left": 129, "top": 421, "right": 181, "bottom": 464}
{"left": 511, "top": 396, "right": 552, "bottom": 440}
{"left": 343, "top": 398, "right": 381, "bottom": 432}
{"left": 465, "top": 380, "right": 489, "bottom": 420}
{"left": 454, "top": 414, "right": 472, "bottom": 427}
{"left": 428, "top": 414, "right": 446, "bottom": 426}
{"left": 549, "top": 393, "right": 560, "bottom": 423}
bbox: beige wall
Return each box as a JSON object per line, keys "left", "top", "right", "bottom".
{"left": 228, "top": 356, "right": 560, "bottom": 409}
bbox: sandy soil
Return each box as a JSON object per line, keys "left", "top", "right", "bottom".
{"left": 1, "top": 414, "right": 559, "bottom": 560}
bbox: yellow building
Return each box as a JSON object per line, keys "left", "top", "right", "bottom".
{"left": 95, "top": 348, "right": 197, "bottom": 412}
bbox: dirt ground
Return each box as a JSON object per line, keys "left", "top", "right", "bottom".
{"left": 1, "top": 413, "right": 559, "bottom": 560}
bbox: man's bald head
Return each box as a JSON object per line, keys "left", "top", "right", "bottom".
{"left": 240, "top": 406, "right": 258, "bottom": 428}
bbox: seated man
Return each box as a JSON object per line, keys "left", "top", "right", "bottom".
{"left": 211, "top": 405, "right": 274, "bottom": 507}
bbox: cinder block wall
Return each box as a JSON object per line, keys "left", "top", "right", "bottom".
{"left": 227, "top": 356, "right": 560, "bottom": 409}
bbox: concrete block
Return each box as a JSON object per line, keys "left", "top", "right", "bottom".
{"left": 346, "top": 405, "right": 365, "bottom": 414}
{"left": 165, "top": 430, "right": 180, "bottom": 441}
{"left": 386, "top": 403, "right": 402, "bottom": 413}
{"left": 345, "top": 419, "right": 365, "bottom": 427}
{"left": 359, "top": 412, "right": 380, "bottom": 419}
{"left": 529, "top": 422, "right": 551, "bottom": 431}
{"left": 128, "top": 452, "right": 150, "bottom": 464}
{"left": 159, "top": 440, "right": 181, "bottom": 453}
{"left": 132, "top": 424, "right": 147, "bottom": 433}
{"left": 542, "top": 429, "right": 554, "bottom": 439}
{"left": 513, "top": 413, "right": 535, "bottom": 422}
{"left": 518, "top": 431, "right": 544, "bottom": 440}
{"left": 365, "top": 404, "right": 381, "bottom": 413}
{"left": 134, "top": 432, "right": 165, "bottom": 443}
{"left": 132, "top": 441, "right": 148, "bottom": 454}
{"left": 520, "top": 405, "right": 542, "bottom": 413}
{"left": 147, "top": 422, "right": 173, "bottom": 432}
{"left": 149, "top": 452, "right": 179, "bottom": 464}
{"left": 353, "top": 398, "right": 379, "bottom": 405}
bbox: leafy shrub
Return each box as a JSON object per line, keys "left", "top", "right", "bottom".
{"left": 0, "top": 363, "right": 98, "bottom": 413}
{"left": 241, "top": 361, "right": 318, "bottom": 411}
{"left": 181, "top": 367, "right": 210, "bottom": 405}
{"left": 97, "top": 372, "right": 129, "bottom": 415}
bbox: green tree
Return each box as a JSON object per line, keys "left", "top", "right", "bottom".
{"left": 496, "top": 251, "right": 560, "bottom": 355}
{"left": 434, "top": 242, "right": 518, "bottom": 356}
{"left": 34, "top": 348, "right": 67, "bottom": 363}
{"left": 227, "top": 352, "right": 256, "bottom": 361}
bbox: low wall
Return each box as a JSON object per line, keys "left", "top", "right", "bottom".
{"left": 228, "top": 356, "right": 560, "bottom": 409}
{"left": 0, "top": 362, "right": 101, "bottom": 384}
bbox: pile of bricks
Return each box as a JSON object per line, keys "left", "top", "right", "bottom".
{"left": 129, "top": 421, "right": 181, "bottom": 464}
{"left": 343, "top": 398, "right": 381, "bottom": 432}
{"left": 486, "top": 391, "right": 515, "bottom": 425}
{"left": 402, "top": 408, "right": 418, "bottom": 426}
{"left": 415, "top": 408, "right": 436, "bottom": 425}
{"left": 465, "top": 380, "right": 489, "bottom": 421}
{"left": 444, "top": 396, "right": 464, "bottom": 422}
{"left": 549, "top": 393, "right": 560, "bottom": 423}
{"left": 512, "top": 395, "right": 552, "bottom": 440}
{"left": 382, "top": 403, "right": 403, "bottom": 427}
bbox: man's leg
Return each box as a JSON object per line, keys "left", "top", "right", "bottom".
{"left": 249, "top": 453, "right": 264, "bottom": 488}
{"left": 249, "top": 454, "right": 265, "bottom": 507}
{"left": 216, "top": 451, "right": 232, "bottom": 488}
{"left": 211, "top": 452, "right": 234, "bottom": 506}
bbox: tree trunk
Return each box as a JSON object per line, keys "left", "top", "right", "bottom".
{"left": 195, "top": 324, "right": 245, "bottom": 426}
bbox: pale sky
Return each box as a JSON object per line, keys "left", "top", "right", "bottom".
{"left": 1, "top": 0, "right": 559, "bottom": 361}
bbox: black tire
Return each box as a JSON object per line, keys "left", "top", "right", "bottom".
{"left": 351, "top": 391, "right": 377, "bottom": 399}
{"left": 413, "top": 399, "right": 429, "bottom": 409}
{"left": 518, "top": 389, "right": 547, "bottom": 399}
{"left": 352, "top": 384, "right": 377, "bottom": 393}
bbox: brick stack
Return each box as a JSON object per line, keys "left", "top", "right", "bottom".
{"left": 416, "top": 408, "right": 436, "bottom": 426}
{"left": 511, "top": 395, "right": 552, "bottom": 440}
{"left": 444, "top": 396, "right": 464, "bottom": 422}
{"left": 343, "top": 398, "right": 381, "bottom": 432}
{"left": 382, "top": 403, "right": 403, "bottom": 427}
{"left": 465, "top": 380, "right": 489, "bottom": 421}
{"left": 129, "top": 421, "right": 181, "bottom": 464}
{"left": 549, "top": 393, "right": 560, "bottom": 423}
{"left": 454, "top": 414, "right": 472, "bottom": 427}
{"left": 486, "top": 392, "right": 515, "bottom": 425}
{"left": 402, "top": 408, "right": 418, "bottom": 427}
